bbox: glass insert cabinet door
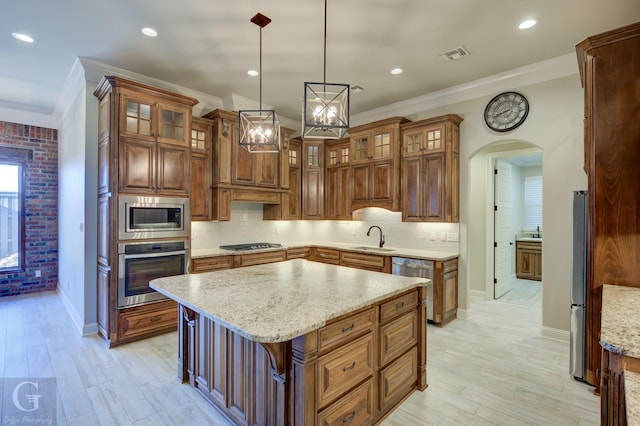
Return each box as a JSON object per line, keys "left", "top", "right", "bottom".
{"left": 125, "top": 100, "right": 152, "bottom": 136}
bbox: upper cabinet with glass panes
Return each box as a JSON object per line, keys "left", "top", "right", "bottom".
{"left": 119, "top": 88, "right": 193, "bottom": 146}
{"left": 349, "top": 123, "right": 401, "bottom": 164}
{"left": 401, "top": 124, "right": 445, "bottom": 157}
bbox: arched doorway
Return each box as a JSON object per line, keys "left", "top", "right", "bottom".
{"left": 468, "top": 141, "right": 543, "bottom": 309}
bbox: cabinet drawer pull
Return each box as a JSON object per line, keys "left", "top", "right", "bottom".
{"left": 342, "top": 362, "right": 356, "bottom": 371}
{"left": 342, "top": 411, "right": 356, "bottom": 423}
{"left": 150, "top": 315, "right": 163, "bottom": 323}
{"left": 396, "top": 302, "right": 405, "bottom": 310}
{"left": 341, "top": 324, "right": 355, "bottom": 333}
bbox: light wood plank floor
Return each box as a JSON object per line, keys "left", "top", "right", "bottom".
{"left": 0, "top": 290, "right": 597, "bottom": 425}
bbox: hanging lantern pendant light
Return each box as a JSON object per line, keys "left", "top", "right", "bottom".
{"left": 239, "top": 13, "right": 281, "bottom": 153}
{"left": 302, "top": 0, "right": 350, "bottom": 139}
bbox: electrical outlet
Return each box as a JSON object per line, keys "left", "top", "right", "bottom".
{"left": 447, "top": 233, "right": 459, "bottom": 242}
{"left": 35, "top": 270, "right": 41, "bottom": 278}
{"left": 274, "top": 224, "right": 279, "bottom": 235}
{"left": 441, "top": 232, "right": 447, "bottom": 242}
{"left": 430, "top": 232, "right": 437, "bottom": 241}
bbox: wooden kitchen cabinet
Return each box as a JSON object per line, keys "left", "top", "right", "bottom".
{"left": 117, "top": 86, "right": 195, "bottom": 196}
{"left": 516, "top": 240, "right": 542, "bottom": 281}
{"left": 190, "top": 116, "right": 213, "bottom": 221}
{"left": 287, "top": 246, "right": 311, "bottom": 260}
{"left": 349, "top": 117, "right": 409, "bottom": 212}
{"left": 190, "top": 256, "right": 234, "bottom": 273}
{"left": 94, "top": 76, "right": 197, "bottom": 347}
{"left": 325, "top": 138, "right": 351, "bottom": 220}
{"left": 234, "top": 250, "right": 287, "bottom": 267}
{"left": 312, "top": 247, "right": 341, "bottom": 264}
{"left": 432, "top": 258, "right": 458, "bottom": 327}
{"left": 400, "top": 114, "right": 462, "bottom": 223}
{"left": 263, "top": 137, "right": 302, "bottom": 220}
{"left": 302, "top": 140, "right": 324, "bottom": 219}
{"left": 576, "top": 22, "right": 640, "bottom": 389}
{"left": 340, "top": 250, "right": 391, "bottom": 273}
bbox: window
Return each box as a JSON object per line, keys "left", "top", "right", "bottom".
{"left": 524, "top": 175, "right": 542, "bottom": 230}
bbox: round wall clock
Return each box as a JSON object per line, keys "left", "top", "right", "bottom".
{"left": 484, "top": 91, "right": 529, "bottom": 132}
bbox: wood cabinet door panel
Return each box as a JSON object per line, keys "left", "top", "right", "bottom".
{"left": 443, "top": 270, "right": 458, "bottom": 318}
{"left": 157, "top": 102, "right": 191, "bottom": 146}
{"left": 120, "top": 139, "right": 155, "bottom": 192}
{"left": 317, "top": 333, "right": 374, "bottom": 409}
{"left": 304, "top": 169, "right": 323, "bottom": 219}
{"left": 379, "top": 311, "right": 418, "bottom": 367}
{"left": 190, "top": 152, "right": 210, "bottom": 220}
{"left": 325, "top": 167, "right": 339, "bottom": 218}
{"left": 318, "top": 309, "right": 374, "bottom": 353}
{"left": 237, "top": 250, "right": 287, "bottom": 267}
{"left": 119, "top": 90, "right": 155, "bottom": 142}
{"left": 380, "top": 290, "right": 418, "bottom": 324}
{"left": 317, "top": 380, "right": 373, "bottom": 426}
{"left": 283, "top": 167, "right": 301, "bottom": 219}
{"left": 371, "top": 161, "right": 393, "bottom": 202}
{"left": 402, "top": 157, "right": 422, "bottom": 221}
{"left": 158, "top": 145, "right": 189, "bottom": 194}
{"left": 338, "top": 167, "right": 351, "bottom": 219}
{"left": 118, "top": 302, "right": 178, "bottom": 340}
{"left": 227, "top": 333, "right": 252, "bottom": 424}
{"left": 425, "top": 154, "right": 444, "bottom": 221}
{"left": 351, "top": 164, "right": 370, "bottom": 203}
{"left": 379, "top": 347, "right": 417, "bottom": 412}
{"left": 191, "top": 256, "right": 234, "bottom": 273}
{"left": 232, "top": 142, "right": 256, "bottom": 185}
{"left": 256, "top": 153, "right": 278, "bottom": 187}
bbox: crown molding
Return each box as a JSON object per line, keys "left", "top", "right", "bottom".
{"left": 351, "top": 53, "right": 579, "bottom": 126}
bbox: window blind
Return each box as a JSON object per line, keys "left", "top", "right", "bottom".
{"left": 524, "top": 175, "right": 542, "bottom": 229}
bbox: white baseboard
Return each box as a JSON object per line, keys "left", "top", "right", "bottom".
{"left": 57, "top": 287, "right": 98, "bottom": 337}
{"left": 470, "top": 289, "right": 486, "bottom": 300}
{"left": 457, "top": 307, "right": 471, "bottom": 320}
{"left": 541, "top": 326, "right": 570, "bottom": 343}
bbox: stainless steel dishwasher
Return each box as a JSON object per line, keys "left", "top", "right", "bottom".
{"left": 392, "top": 257, "right": 435, "bottom": 321}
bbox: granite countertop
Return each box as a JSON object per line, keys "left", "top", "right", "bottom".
{"left": 516, "top": 237, "right": 543, "bottom": 243}
{"left": 191, "top": 241, "right": 458, "bottom": 262}
{"left": 600, "top": 284, "right": 640, "bottom": 358}
{"left": 626, "top": 370, "right": 640, "bottom": 425}
{"left": 150, "top": 259, "right": 431, "bottom": 343}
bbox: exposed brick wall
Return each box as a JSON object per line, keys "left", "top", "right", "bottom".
{"left": 0, "top": 121, "right": 58, "bottom": 296}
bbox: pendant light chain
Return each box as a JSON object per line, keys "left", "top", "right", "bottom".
{"left": 323, "top": 0, "right": 327, "bottom": 87}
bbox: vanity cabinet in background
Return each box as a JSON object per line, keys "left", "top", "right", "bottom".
{"left": 515, "top": 241, "right": 542, "bottom": 281}
{"left": 400, "top": 114, "right": 462, "bottom": 223}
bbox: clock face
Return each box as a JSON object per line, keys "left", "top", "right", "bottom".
{"left": 484, "top": 92, "right": 529, "bottom": 132}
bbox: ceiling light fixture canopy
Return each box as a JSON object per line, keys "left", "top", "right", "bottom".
{"left": 302, "top": 0, "right": 349, "bottom": 139}
{"left": 238, "top": 13, "right": 280, "bottom": 153}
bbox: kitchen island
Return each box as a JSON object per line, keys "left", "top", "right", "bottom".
{"left": 150, "top": 259, "right": 430, "bottom": 425}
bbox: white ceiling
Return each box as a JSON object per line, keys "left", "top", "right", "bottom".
{"left": 1, "top": 0, "right": 639, "bottom": 123}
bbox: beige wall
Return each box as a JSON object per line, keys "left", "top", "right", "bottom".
{"left": 403, "top": 75, "right": 586, "bottom": 337}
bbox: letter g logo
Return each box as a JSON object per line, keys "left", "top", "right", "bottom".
{"left": 12, "top": 380, "right": 42, "bottom": 412}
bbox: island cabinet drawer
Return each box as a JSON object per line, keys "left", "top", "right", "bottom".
{"left": 340, "top": 251, "right": 389, "bottom": 272}
{"left": 379, "top": 311, "right": 418, "bottom": 367}
{"left": 318, "top": 333, "right": 374, "bottom": 409}
{"left": 190, "top": 256, "right": 234, "bottom": 273}
{"left": 235, "top": 250, "right": 286, "bottom": 267}
{"left": 380, "top": 290, "right": 418, "bottom": 324}
{"left": 313, "top": 247, "right": 341, "bottom": 264}
{"left": 379, "top": 346, "right": 418, "bottom": 412}
{"left": 118, "top": 301, "right": 178, "bottom": 340}
{"left": 318, "top": 308, "right": 374, "bottom": 353}
{"left": 317, "top": 380, "right": 373, "bottom": 426}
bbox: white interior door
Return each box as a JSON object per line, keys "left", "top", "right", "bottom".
{"left": 494, "top": 159, "right": 513, "bottom": 299}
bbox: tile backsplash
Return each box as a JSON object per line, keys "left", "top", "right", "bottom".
{"left": 191, "top": 203, "right": 460, "bottom": 253}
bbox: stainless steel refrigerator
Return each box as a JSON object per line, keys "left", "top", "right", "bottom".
{"left": 570, "top": 190, "right": 588, "bottom": 382}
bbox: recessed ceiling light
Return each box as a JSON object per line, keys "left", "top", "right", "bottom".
{"left": 390, "top": 68, "right": 403, "bottom": 75}
{"left": 11, "top": 32, "right": 34, "bottom": 43}
{"left": 141, "top": 27, "right": 158, "bottom": 37}
{"left": 247, "top": 70, "right": 259, "bottom": 77}
{"left": 519, "top": 19, "right": 537, "bottom": 30}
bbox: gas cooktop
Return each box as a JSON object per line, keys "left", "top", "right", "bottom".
{"left": 219, "top": 242, "right": 283, "bottom": 251}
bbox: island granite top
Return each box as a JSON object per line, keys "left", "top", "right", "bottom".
{"left": 150, "top": 259, "right": 430, "bottom": 343}
{"left": 600, "top": 284, "right": 640, "bottom": 358}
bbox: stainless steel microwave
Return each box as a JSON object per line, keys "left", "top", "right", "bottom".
{"left": 118, "top": 195, "right": 190, "bottom": 240}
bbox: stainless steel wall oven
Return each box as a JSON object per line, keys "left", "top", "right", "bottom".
{"left": 117, "top": 240, "right": 189, "bottom": 308}
{"left": 118, "top": 195, "right": 190, "bottom": 240}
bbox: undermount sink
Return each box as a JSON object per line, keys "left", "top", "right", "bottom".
{"left": 518, "top": 237, "right": 542, "bottom": 242}
{"left": 351, "top": 246, "right": 395, "bottom": 252}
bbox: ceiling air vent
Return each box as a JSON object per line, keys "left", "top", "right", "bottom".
{"left": 439, "top": 45, "right": 470, "bottom": 61}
